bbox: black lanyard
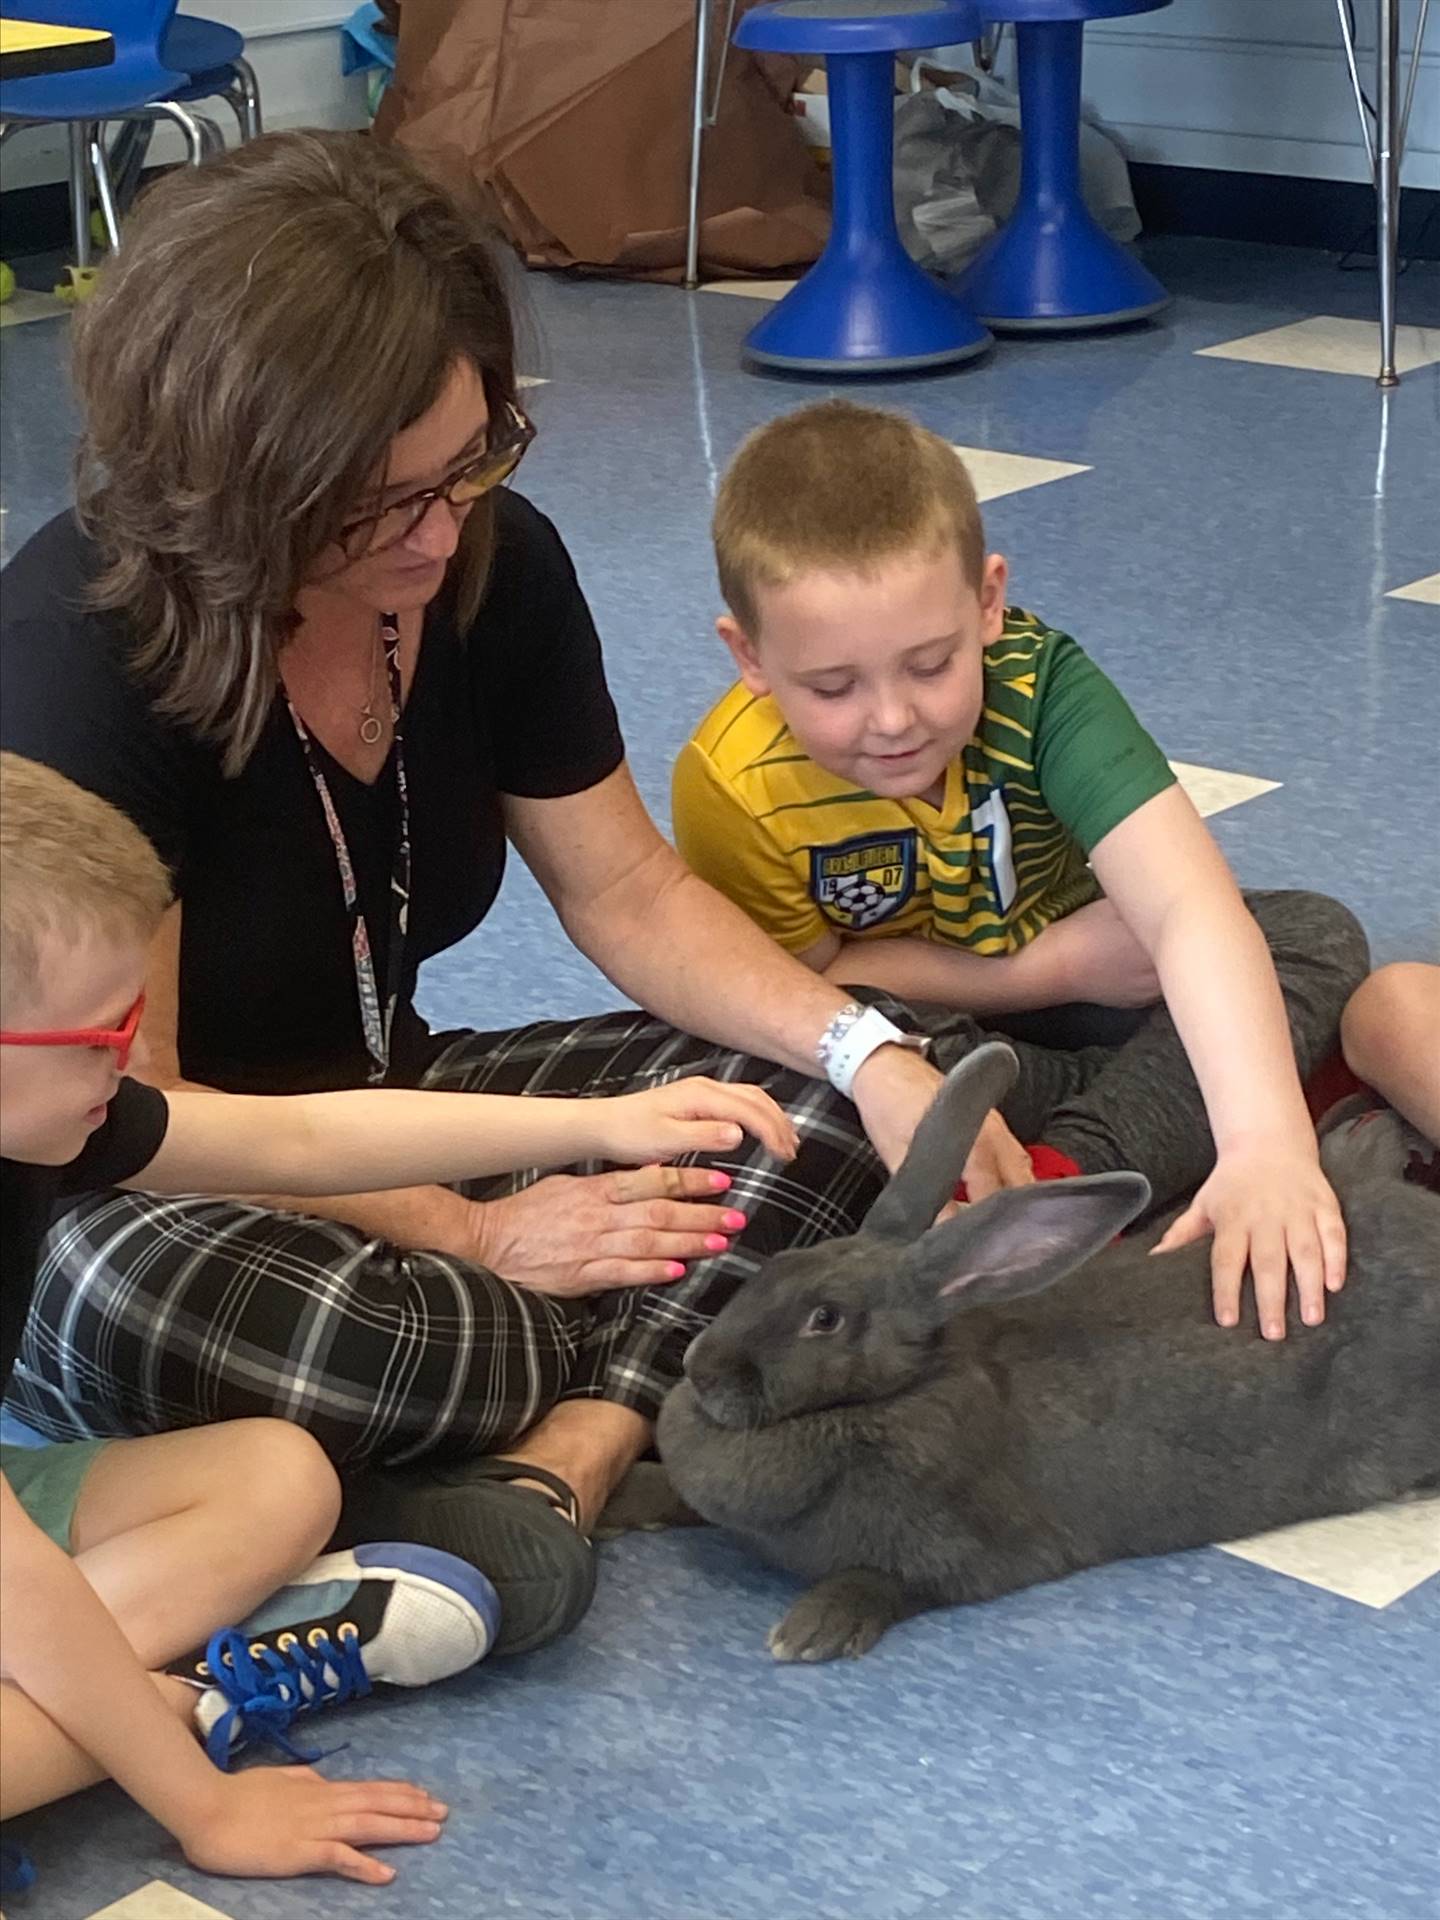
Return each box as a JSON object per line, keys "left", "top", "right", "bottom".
{"left": 286, "top": 615, "right": 412, "bottom": 1085}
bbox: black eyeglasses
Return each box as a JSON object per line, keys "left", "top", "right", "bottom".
{"left": 340, "top": 400, "right": 536, "bottom": 557}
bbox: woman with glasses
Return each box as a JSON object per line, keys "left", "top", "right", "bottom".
{"left": 0, "top": 132, "right": 952, "bottom": 1652}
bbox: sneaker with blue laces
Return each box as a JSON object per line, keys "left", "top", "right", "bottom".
{"left": 165, "top": 1541, "right": 500, "bottom": 1768}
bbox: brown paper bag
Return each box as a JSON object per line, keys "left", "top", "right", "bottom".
{"left": 374, "top": 0, "right": 830, "bottom": 281}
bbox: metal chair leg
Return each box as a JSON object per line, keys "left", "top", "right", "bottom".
{"left": 684, "top": 0, "right": 738, "bottom": 289}
{"left": 1376, "top": 0, "right": 1400, "bottom": 388}
{"left": 89, "top": 125, "right": 122, "bottom": 252}
{"left": 107, "top": 118, "right": 152, "bottom": 216}
{"left": 231, "top": 56, "right": 263, "bottom": 139}
{"left": 66, "top": 121, "right": 92, "bottom": 270}
{"left": 149, "top": 100, "right": 223, "bottom": 163}
{"left": 685, "top": 0, "right": 713, "bottom": 289}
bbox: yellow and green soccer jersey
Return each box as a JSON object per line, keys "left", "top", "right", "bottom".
{"left": 672, "top": 610, "right": 1176, "bottom": 958}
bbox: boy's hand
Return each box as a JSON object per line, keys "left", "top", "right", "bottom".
{"left": 1153, "top": 1144, "right": 1348, "bottom": 1340}
{"left": 596, "top": 1077, "right": 799, "bottom": 1166}
{"left": 1021, "top": 899, "right": 1161, "bottom": 1010}
{"left": 179, "top": 1767, "right": 447, "bottom": 1884}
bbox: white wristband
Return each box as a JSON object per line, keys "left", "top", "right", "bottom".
{"left": 816, "top": 1002, "right": 927, "bottom": 1098}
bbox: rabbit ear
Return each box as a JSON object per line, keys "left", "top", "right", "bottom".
{"left": 900, "top": 1172, "right": 1152, "bottom": 1308}
{"left": 864, "top": 1042, "right": 1020, "bottom": 1243}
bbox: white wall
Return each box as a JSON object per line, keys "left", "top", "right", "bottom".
{"left": 939, "top": 1, "right": 1435, "bottom": 187}
{"left": 1, "top": 5, "right": 367, "bottom": 191}
{"left": 1077, "top": 0, "right": 1435, "bottom": 189}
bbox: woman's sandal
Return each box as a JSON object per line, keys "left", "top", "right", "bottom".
{"left": 334, "top": 1458, "right": 595, "bottom": 1658}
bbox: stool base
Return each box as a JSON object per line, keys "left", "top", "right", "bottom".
{"left": 955, "top": 205, "right": 1169, "bottom": 334}
{"left": 743, "top": 257, "right": 992, "bottom": 374}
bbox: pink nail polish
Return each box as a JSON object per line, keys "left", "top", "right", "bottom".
{"left": 664, "top": 1261, "right": 686, "bottom": 1279}
{"left": 704, "top": 1233, "right": 729, "bottom": 1253}
{"left": 709, "top": 1171, "right": 732, "bottom": 1191}
{"left": 721, "top": 1210, "right": 747, "bottom": 1231}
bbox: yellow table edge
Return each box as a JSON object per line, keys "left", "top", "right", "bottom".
{"left": 0, "top": 18, "right": 112, "bottom": 55}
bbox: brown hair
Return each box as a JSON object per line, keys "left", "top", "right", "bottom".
{"left": 0, "top": 755, "right": 171, "bottom": 1019}
{"left": 72, "top": 130, "right": 521, "bottom": 776}
{"left": 714, "top": 400, "right": 986, "bottom": 633}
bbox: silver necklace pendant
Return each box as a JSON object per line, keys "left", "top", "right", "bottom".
{"left": 358, "top": 712, "right": 384, "bottom": 747}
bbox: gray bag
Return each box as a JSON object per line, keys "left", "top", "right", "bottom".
{"left": 894, "top": 69, "right": 1140, "bottom": 275}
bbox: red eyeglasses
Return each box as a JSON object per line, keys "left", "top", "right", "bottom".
{"left": 0, "top": 992, "right": 146, "bottom": 1070}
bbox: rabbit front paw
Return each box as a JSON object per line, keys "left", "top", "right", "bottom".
{"left": 767, "top": 1570, "right": 909, "bottom": 1663}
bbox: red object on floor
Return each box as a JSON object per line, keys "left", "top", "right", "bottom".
{"left": 1303, "top": 1049, "right": 1367, "bottom": 1124}
{"left": 954, "top": 1144, "right": 1081, "bottom": 1205}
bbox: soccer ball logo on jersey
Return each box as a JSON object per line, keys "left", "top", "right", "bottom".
{"left": 810, "top": 830, "right": 918, "bottom": 932}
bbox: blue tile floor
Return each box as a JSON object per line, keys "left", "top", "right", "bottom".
{"left": 1, "top": 233, "right": 1438, "bottom": 1919}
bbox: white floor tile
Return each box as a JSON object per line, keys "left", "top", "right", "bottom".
{"left": 1218, "top": 1491, "right": 1440, "bottom": 1609}
{"left": 85, "top": 1883, "right": 238, "bottom": 1920}
{"left": 1168, "top": 760, "right": 1281, "bottom": 819}
{"left": 952, "top": 445, "right": 1091, "bottom": 504}
{"left": 0, "top": 288, "right": 69, "bottom": 329}
{"left": 1386, "top": 571, "right": 1440, "bottom": 606}
{"left": 698, "top": 278, "right": 797, "bottom": 301}
{"left": 1195, "top": 315, "right": 1440, "bottom": 378}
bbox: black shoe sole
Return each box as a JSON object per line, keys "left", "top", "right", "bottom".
{"left": 334, "top": 1462, "right": 596, "bottom": 1659}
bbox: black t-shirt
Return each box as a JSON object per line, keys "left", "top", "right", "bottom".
{"left": 0, "top": 492, "right": 626, "bottom": 1094}
{"left": 0, "top": 1080, "right": 169, "bottom": 1400}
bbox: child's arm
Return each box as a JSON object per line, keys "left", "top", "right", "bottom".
{"left": 0, "top": 1474, "right": 441, "bottom": 1882}
{"left": 802, "top": 899, "right": 1160, "bottom": 1014}
{"left": 1089, "top": 786, "right": 1346, "bottom": 1338}
{"left": 128, "top": 1076, "right": 798, "bottom": 1199}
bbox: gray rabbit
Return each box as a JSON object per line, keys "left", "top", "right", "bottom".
{"left": 657, "top": 1044, "right": 1440, "bottom": 1662}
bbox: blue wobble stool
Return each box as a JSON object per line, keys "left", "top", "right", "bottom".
{"left": 955, "top": 0, "right": 1171, "bottom": 330}
{"left": 734, "top": 1, "right": 989, "bottom": 374}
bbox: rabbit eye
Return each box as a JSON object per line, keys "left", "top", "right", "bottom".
{"left": 802, "top": 1304, "right": 843, "bottom": 1337}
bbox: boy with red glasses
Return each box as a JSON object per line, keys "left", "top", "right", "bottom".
{"left": 0, "top": 753, "right": 792, "bottom": 1891}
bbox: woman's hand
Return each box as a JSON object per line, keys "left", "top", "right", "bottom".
{"left": 466, "top": 1164, "right": 752, "bottom": 1297}
{"left": 592, "top": 1076, "right": 798, "bottom": 1167}
{"left": 178, "top": 1767, "right": 447, "bottom": 1884}
{"left": 849, "top": 1044, "right": 947, "bottom": 1176}
{"left": 957, "top": 1108, "right": 1036, "bottom": 1202}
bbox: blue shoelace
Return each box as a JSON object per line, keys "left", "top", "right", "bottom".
{"left": 201, "top": 1622, "right": 373, "bottom": 1769}
{"left": 1, "top": 1839, "right": 36, "bottom": 1895}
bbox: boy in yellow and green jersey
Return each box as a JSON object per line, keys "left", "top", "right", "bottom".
{"left": 673, "top": 400, "right": 1368, "bottom": 1342}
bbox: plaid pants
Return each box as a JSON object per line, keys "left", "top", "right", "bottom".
{"left": 11, "top": 1011, "right": 890, "bottom": 1467}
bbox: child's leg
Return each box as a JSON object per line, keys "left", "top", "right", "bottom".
{"left": 2, "top": 1420, "right": 339, "bottom": 1819}
{"left": 1341, "top": 962, "right": 1440, "bottom": 1145}
{"left": 68, "top": 1419, "right": 341, "bottom": 1669}
{"left": 2, "top": 1419, "right": 497, "bottom": 1823}
{"left": 1030, "top": 891, "right": 1369, "bottom": 1211}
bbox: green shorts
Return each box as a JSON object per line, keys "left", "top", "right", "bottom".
{"left": 1, "top": 1439, "right": 113, "bottom": 1553}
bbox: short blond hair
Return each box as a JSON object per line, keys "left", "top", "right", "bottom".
{"left": 714, "top": 400, "right": 986, "bottom": 633}
{"left": 0, "top": 755, "right": 171, "bottom": 1019}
